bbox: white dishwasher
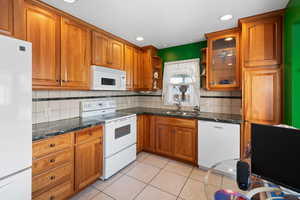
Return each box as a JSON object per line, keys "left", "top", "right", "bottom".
{"left": 198, "top": 120, "right": 240, "bottom": 170}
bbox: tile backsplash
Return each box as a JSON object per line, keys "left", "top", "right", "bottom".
{"left": 32, "top": 89, "right": 242, "bottom": 124}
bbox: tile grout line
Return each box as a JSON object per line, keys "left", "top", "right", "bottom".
{"left": 132, "top": 154, "right": 171, "bottom": 200}
{"left": 175, "top": 166, "right": 195, "bottom": 200}
{"left": 144, "top": 158, "right": 185, "bottom": 198}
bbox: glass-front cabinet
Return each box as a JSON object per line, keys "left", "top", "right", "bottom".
{"left": 205, "top": 28, "right": 240, "bottom": 90}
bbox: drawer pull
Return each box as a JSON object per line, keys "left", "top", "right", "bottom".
{"left": 49, "top": 143, "right": 56, "bottom": 148}
{"left": 49, "top": 196, "right": 55, "bottom": 200}
{"left": 49, "top": 159, "right": 56, "bottom": 163}
{"left": 49, "top": 176, "right": 56, "bottom": 180}
{"left": 214, "top": 126, "right": 223, "bottom": 129}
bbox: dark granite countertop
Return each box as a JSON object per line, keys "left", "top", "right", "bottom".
{"left": 119, "top": 107, "right": 243, "bottom": 124}
{"left": 32, "top": 117, "right": 104, "bottom": 141}
{"left": 32, "top": 107, "right": 242, "bottom": 142}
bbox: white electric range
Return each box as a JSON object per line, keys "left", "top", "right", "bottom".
{"left": 80, "top": 100, "right": 137, "bottom": 180}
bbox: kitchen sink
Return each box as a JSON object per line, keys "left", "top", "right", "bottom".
{"left": 165, "top": 111, "right": 199, "bottom": 116}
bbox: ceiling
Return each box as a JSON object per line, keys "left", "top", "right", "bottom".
{"left": 41, "top": 0, "right": 289, "bottom": 49}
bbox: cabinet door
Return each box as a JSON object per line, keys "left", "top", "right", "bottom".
{"left": 155, "top": 124, "right": 173, "bottom": 157}
{"left": 124, "top": 45, "right": 134, "bottom": 89}
{"left": 75, "top": 138, "right": 102, "bottom": 191}
{"left": 110, "top": 39, "right": 124, "bottom": 70}
{"left": 173, "top": 127, "right": 196, "bottom": 163}
{"left": 25, "top": 4, "right": 61, "bottom": 87}
{"left": 0, "top": 0, "right": 13, "bottom": 36}
{"left": 244, "top": 68, "right": 282, "bottom": 124}
{"left": 134, "top": 49, "right": 144, "bottom": 90}
{"left": 242, "top": 16, "right": 282, "bottom": 67}
{"left": 142, "top": 50, "right": 153, "bottom": 90}
{"left": 61, "top": 17, "right": 90, "bottom": 89}
{"left": 143, "top": 115, "right": 155, "bottom": 152}
{"left": 207, "top": 30, "right": 240, "bottom": 90}
{"left": 241, "top": 122, "right": 251, "bottom": 159}
{"left": 0, "top": 0, "right": 24, "bottom": 38}
{"left": 92, "top": 31, "right": 110, "bottom": 66}
{"left": 137, "top": 115, "right": 144, "bottom": 153}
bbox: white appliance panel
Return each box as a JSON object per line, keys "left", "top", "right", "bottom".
{"left": 0, "top": 35, "right": 32, "bottom": 179}
{"left": 103, "top": 144, "right": 136, "bottom": 180}
{"left": 104, "top": 116, "right": 137, "bottom": 157}
{"left": 198, "top": 120, "right": 240, "bottom": 170}
{"left": 0, "top": 169, "right": 31, "bottom": 200}
{"left": 90, "top": 65, "right": 126, "bottom": 90}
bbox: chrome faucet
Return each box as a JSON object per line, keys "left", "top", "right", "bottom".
{"left": 173, "top": 94, "right": 182, "bottom": 111}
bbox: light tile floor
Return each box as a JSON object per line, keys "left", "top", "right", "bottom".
{"left": 70, "top": 152, "right": 233, "bottom": 200}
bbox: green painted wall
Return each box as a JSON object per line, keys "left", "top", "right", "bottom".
{"left": 158, "top": 41, "right": 207, "bottom": 69}
{"left": 284, "top": 0, "right": 300, "bottom": 128}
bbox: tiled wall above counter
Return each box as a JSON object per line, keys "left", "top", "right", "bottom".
{"left": 32, "top": 90, "right": 141, "bottom": 124}
{"left": 32, "top": 89, "right": 241, "bottom": 124}
{"left": 139, "top": 89, "right": 241, "bottom": 114}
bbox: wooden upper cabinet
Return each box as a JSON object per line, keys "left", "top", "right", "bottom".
{"left": 124, "top": 45, "right": 134, "bottom": 89}
{"left": 110, "top": 39, "right": 124, "bottom": 70}
{"left": 25, "top": 4, "right": 61, "bottom": 87}
{"left": 92, "top": 31, "right": 110, "bottom": 67}
{"left": 205, "top": 28, "right": 240, "bottom": 91}
{"left": 0, "top": 0, "right": 24, "bottom": 39}
{"left": 244, "top": 68, "right": 282, "bottom": 124}
{"left": 124, "top": 45, "right": 144, "bottom": 90}
{"left": 134, "top": 49, "right": 144, "bottom": 90}
{"left": 141, "top": 46, "right": 162, "bottom": 91}
{"left": 240, "top": 11, "right": 283, "bottom": 68}
{"left": 61, "top": 17, "right": 90, "bottom": 89}
{"left": 92, "top": 31, "right": 124, "bottom": 70}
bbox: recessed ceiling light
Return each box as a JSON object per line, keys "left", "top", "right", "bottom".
{"left": 64, "top": 0, "right": 76, "bottom": 3}
{"left": 136, "top": 36, "right": 144, "bottom": 41}
{"left": 224, "top": 37, "right": 233, "bottom": 41}
{"left": 220, "top": 14, "right": 233, "bottom": 21}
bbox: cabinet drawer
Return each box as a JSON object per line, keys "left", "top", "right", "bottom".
{"left": 33, "top": 149, "right": 73, "bottom": 176}
{"left": 32, "top": 163, "right": 73, "bottom": 194}
{"left": 33, "top": 134, "right": 73, "bottom": 159}
{"left": 33, "top": 181, "right": 73, "bottom": 200}
{"left": 155, "top": 116, "right": 196, "bottom": 128}
{"left": 75, "top": 126, "right": 102, "bottom": 144}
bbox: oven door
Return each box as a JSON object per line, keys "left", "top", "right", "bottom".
{"left": 104, "top": 116, "right": 136, "bottom": 157}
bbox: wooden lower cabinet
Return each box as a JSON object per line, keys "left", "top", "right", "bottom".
{"left": 155, "top": 116, "right": 197, "bottom": 164}
{"left": 75, "top": 138, "right": 102, "bottom": 191}
{"left": 74, "top": 126, "right": 103, "bottom": 191}
{"left": 172, "top": 127, "right": 196, "bottom": 163}
{"left": 137, "top": 115, "right": 197, "bottom": 164}
{"left": 155, "top": 124, "right": 173, "bottom": 157}
{"left": 142, "top": 115, "right": 156, "bottom": 152}
{"left": 243, "top": 68, "right": 282, "bottom": 124}
{"left": 32, "top": 133, "right": 74, "bottom": 199}
{"left": 137, "top": 115, "right": 144, "bottom": 153}
{"left": 33, "top": 181, "right": 73, "bottom": 200}
{"left": 32, "top": 125, "right": 103, "bottom": 199}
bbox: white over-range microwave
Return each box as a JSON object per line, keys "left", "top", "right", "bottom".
{"left": 90, "top": 65, "right": 126, "bottom": 90}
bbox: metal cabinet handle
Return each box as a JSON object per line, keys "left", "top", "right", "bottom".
{"left": 214, "top": 126, "right": 223, "bottom": 129}
{"left": 49, "top": 143, "right": 56, "bottom": 148}
{"left": 49, "top": 176, "right": 56, "bottom": 180}
{"left": 49, "top": 159, "right": 56, "bottom": 163}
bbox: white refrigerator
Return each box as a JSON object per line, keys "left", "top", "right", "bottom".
{"left": 0, "top": 35, "right": 32, "bottom": 199}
